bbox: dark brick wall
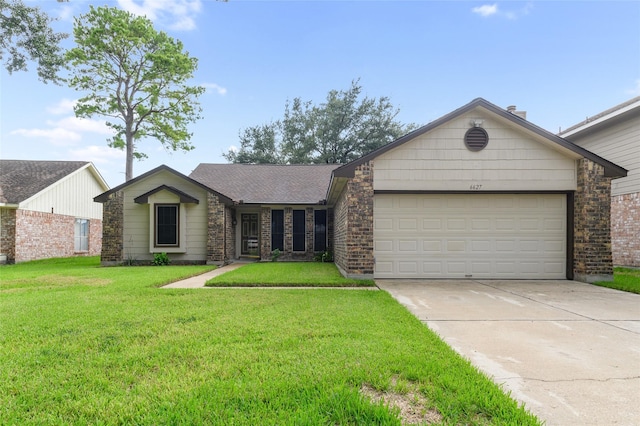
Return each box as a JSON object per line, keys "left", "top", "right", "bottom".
{"left": 206, "top": 193, "right": 226, "bottom": 264}
{"left": 611, "top": 192, "right": 640, "bottom": 267}
{"left": 0, "top": 208, "right": 16, "bottom": 263}
{"left": 574, "top": 159, "right": 615, "bottom": 282}
{"left": 101, "top": 191, "right": 123, "bottom": 264}
{"left": 333, "top": 162, "right": 374, "bottom": 277}
{"left": 260, "top": 207, "right": 271, "bottom": 260}
{"left": 225, "top": 207, "right": 236, "bottom": 261}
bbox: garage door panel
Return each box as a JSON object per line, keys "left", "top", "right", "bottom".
{"left": 374, "top": 194, "right": 566, "bottom": 279}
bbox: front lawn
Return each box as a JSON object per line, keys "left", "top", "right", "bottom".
{"left": 206, "top": 261, "right": 375, "bottom": 287}
{"left": 594, "top": 267, "right": 640, "bottom": 294}
{"left": 1, "top": 257, "right": 539, "bottom": 425}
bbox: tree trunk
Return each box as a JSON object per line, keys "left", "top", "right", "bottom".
{"left": 125, "top": 116, "right": 134, "bottom": 181}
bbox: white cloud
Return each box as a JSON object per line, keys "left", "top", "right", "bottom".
{"left": 68, "top": 145, "right": 126, "bottom": 164}
{"left": 472, "top": 4, "right": 498, "bottom": 17}
{"left": 117, "top": 0, "right": 202, "bottom": 31}
{"left": 202, "top": 83, "right": 228, "bottom": 96}
{"left": 47, "top": 117, "right": 113, "bottom": 135}
{"left": 10, "top": 127, "right": 81, "bottom": 146}
{"left": 46, "top": 98, "right": 76, "bottom": 115}
{"left": 472, "top": 2, "right": 533, "bottom": 20}
{"left": 627, "top": 79, "right": 640, "bottom": 96}
{"left": 10, "top": 116, "right": 113, "bottom": 146}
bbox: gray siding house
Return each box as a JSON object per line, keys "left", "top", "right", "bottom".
{"left": 96, "top": 98, "right": 626, "bottom": 282}
{"left": 560, "top": 97, "right": 640, "bottom": 267}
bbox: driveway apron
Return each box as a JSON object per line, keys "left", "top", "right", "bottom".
{"left": 376, "top": 279, "right": 640, "bottom": 426}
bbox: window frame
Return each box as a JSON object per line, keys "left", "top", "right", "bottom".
{"left": 154, "top": 204, "right": 180, "bottom": 247}
{"left": 314, "top": 210, "right": 327, "bottom": 252}
{"left": 74, "top": 218, "right": 89, "bottom": 252}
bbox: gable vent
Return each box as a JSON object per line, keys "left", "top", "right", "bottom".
{"left": 464, "top": 127, "right": 489, "bottom": 151}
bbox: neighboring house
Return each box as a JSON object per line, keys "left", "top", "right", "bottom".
{"left": 95, "top": 98, "right": 626, "bottom": 283}
{"left": 0, "top": 160, "right": 109, "bottom": 263}
{"left": 560, "top": 97, "right": 640, "bottom": 267}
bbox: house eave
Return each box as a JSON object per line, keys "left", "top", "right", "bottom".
{"left": 94, "top": 164, "right": 234, "bottom": 205}
{"left": 331, "top": 97, "right": 627, "bottom": 180}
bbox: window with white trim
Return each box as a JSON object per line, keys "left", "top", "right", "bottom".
{"left": 155, "top": 204, "right": 179, "bottom": 247}
{"left": 74, "top": 218, "right": 89, "bottom": 252}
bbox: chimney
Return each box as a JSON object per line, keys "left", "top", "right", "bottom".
{"left": 507, "top": 105, "right": 527, "bottom": 120}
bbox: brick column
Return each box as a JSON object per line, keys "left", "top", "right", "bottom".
{"left": 574, "top": 159, "right": 614, "bottom": 282}
{"left": 260, "top": 207, "right": 271, "bottom": 260}
{"left": 284, "top": 207, "right": 293, "bottom": 256}
{"left": 206, "top": 193, "right": 226, "bottom": 264}
{"left": 334, "top": 161, "right": 374, "bottom": 278}
{"left": 306, "top": 207, "right": 314, "bottom": 260}
{"left": 101, "top": 190, "right": 123, "bottom": 265}
{"left": 0, "top": 208, "right": 16, "bottom": 264}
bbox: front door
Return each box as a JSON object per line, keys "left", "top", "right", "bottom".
{"left": 241, "top": 213, "right": 259, "bottom": 256}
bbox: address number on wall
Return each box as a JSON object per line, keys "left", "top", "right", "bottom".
{"left": 469, "top": 184, "right": 483, "bottom": 190}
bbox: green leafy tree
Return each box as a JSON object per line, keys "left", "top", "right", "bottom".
{"left": 224, "top": 80, "right": 416, "bottom": 164}
{"left": 0, "top": 0, "right": 67, "bottom": 83}
{"left": 66, "top": 6, "right": 205, "bottom": 181}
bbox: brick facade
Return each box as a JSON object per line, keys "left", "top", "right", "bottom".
{"left": 611, "top": 192, "right": 640, "bottom": 267}
{"left": 206, "top": 193, "right": 227, "bottom": 264}
{"left": 573, "top": 159, "right": 615, "bottom": 282}
{"left": 333, "top": 161, "right": 374, "bottom": 278}
{"left": 101, "top": 191, "right": 124, "bottom": 264}
{"left": 4, "top": 209, "right": 102, "bottom": 263}
{"left": 260, "top": 207, "right": 271, "bottom": 260}
{"left": 0, "top": 208, "right": 16, "bottom": 263}
{"left": 256, "top": 206, "right": 318, "bottom": 261}
{"left": 225, "top": 208, "right": 236, "bottom": 262}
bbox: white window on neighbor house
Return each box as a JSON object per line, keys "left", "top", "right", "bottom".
{"left": 74, "top": 218, "right": 89, "bottom": 252}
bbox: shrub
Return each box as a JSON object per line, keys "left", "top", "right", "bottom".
{"left": 270, "top": 248, "right": 281, "bottom": 262}
{"left": 314, "top": 250, "right": 333, "bottom": 262}
{"left": 152, "top": 252, "right": 170, "bottom": 266}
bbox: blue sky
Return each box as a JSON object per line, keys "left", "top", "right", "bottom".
{"left": 1, "top": 0, "right": 639, "bottom": 187}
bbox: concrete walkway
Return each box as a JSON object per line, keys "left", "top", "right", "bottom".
{"left": 162, "top": 263, "right": 247, "bottom": 288}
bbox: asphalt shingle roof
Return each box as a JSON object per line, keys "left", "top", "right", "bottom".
{"left": 189, "top": 163, "right": 340, "bottom": 204}
{"left": 0, "top": 160, "right": 89, "bottom": 204}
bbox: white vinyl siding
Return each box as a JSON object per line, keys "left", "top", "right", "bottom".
{"left": 374, "top": 110, "right": 578, "bottom": 192}
{"left": 19, "top": 165, "right": 106, "bottom": 219}
{"left": 374, "top": 194, "right": 567, "bottom": 279}
{"left": 566, "top": 116, "right": 640, "bottom": 196}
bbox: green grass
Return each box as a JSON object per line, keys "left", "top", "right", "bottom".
{"left": 206, "top": 262, "right": 376, "bottom": 287}
{"left": 0, "top": 256, "right": 540, "bottom": 425}
{"left": 594, "top": 267, "right": 640, "bottom": 294}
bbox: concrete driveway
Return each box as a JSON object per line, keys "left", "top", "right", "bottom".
{"left": 376, "top": 279, "right": 640, "bottom": 426}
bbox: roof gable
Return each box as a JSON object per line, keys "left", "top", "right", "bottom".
{"left": 94, "top": 165, "right": 233, "bottom": 205}
{"left": 190, "top": 164, "right": 340, "bottom": 204}
{"left": 0, "top": 160, "right": 105, "bottom": 205}
{"left": 333, "top": 98, "right": 627, "bottom": 179}
{"left": 134, "top": 185, "right": 199, "bottom": 204}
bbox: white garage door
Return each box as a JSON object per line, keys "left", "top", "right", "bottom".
{"left": 374, "top": 194, "right": 566, "bottom": 279}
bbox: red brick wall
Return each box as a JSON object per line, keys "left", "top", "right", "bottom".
{"left": 611, "top": 192, "right": 640, "bottom": 267}
{"left": 14, "top": 209, "right": 102, "bottom": 263}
